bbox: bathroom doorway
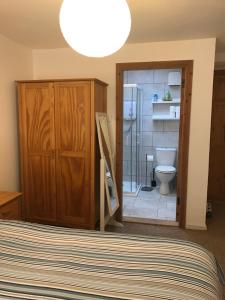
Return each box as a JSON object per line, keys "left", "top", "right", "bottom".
{"left": 116, "top": 61, "right": 193, "bottom": 228}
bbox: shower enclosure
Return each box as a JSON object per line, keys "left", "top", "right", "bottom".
{"left": 123, "top": 84, "right": 142, "bottom": 195}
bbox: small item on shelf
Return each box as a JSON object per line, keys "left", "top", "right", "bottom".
{"left": 175, "top": 106, "right": 180, "bottom": 119}
{"left": 170, "top": 106, "right": 176, "bottom": 118}
{"left": 153, "top": 93, "right": 158, "bottom": 102}
{"left": 163, "top": 90, "right": 172, "bottom": 101}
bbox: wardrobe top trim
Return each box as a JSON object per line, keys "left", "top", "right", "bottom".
{"left": 16, "top": 78, "right": 108, "bottom": 86}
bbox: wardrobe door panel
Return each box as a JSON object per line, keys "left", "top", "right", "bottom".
{"left": 59, "top": 157, "right": 89, "bottom": 223}
{"left": 54, "top": 82, "right": 91, "bottom": 227}
{"left": 28, "top": 156, "right": 56, "bottom": 219}
{"left": 18, "top": 83, "right": 56, "bottom": 222}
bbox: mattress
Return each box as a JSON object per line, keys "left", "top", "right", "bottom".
{"left": 0, "top": 220, "right": 223, "bottom": 300}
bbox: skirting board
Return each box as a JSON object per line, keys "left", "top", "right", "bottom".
{"left": 185, "top": 224, "right": 207, "bottom": 230}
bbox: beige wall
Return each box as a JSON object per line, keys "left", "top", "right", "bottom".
{"left": 0, "top": 34, "right": 33, "bottom": 191}
{"left": 32, "top": 38, "right": 215, "bottom": 229}
{"left": 215, "top": 52, "right": 225, "bottom": 69}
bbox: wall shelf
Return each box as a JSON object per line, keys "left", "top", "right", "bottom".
{"left": 152, "top": 99, "right": 180, "bottom": 104}
{"left": 168, "top": 72, "right": 181, "bottom": 85}
{"left": 152, "top": 115, "right": 180, "bottom": 121}
{"left": 152, "top": 99, "right": 180, "bottom": 120}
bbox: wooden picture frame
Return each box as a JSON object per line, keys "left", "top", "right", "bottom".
{"left": 96, "top": 113, "right": 119, "bottom": 217}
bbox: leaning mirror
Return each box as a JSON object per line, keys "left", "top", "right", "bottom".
{"left": 96, "top": 113, "right": 119, "bottom": 216}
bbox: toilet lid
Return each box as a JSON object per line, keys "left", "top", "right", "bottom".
{"left": 156, "top": 165, "right": 176, "bottom": 173}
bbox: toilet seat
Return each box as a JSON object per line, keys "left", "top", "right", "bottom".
{"left": 156, "top": 165, "right": 176, "bottom": 174}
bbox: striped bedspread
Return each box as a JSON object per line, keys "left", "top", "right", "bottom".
{"left": 0, "top": 221, "right": 223, "bottom": 300}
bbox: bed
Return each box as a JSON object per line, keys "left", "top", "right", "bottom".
{"left": 0, "top": 220, "right": 223, "bottom": 300}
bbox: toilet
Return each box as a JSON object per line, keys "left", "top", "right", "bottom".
{"left": 155, "top": 148, "right": 176, "bottom": 195}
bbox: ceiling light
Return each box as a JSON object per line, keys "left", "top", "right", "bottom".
{"left": 59, "top": 0, "right": 131, "bottom": 58}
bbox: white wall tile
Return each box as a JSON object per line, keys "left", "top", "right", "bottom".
{"left": 140, "top": 161, "right": 153, "bottom": 177}
{"left": 168, "top": 86, "right": 181, "bottom": 99}
{"left": 123, "top": 145, "right": 133, "bottom": 160}
{"left": 152, "top": 104, "right": 170, "bottom": 115}
{"left": 150, "top": 83, "right": 166, "bottom": 100}
{"left": 127, "top": 70, "right": 154, "bottom": 84}
{"left": 140, "top": 146, "right": 154, "bottom": 161}
{"left": 123, "top": 126, "right": 137, "bottom": 146}
{"left": 142, "top": 116, "right": 153, "bottom": 131}
{"left": 153, "top": 132, "right": 179, "bottom": 148}
{"left": 153, "top": 120, "right": 164, "bottom": 131}
{"left": 142, "top": 100, "right": 153, "bottom": 116}
{"left": 142, "top": 132, "right": 153, "bottom": 147}
{"left": 123, "top": 69, "right": 181, "bottom": 193}
{"left": 154, "top": 69, "right": 169, "bottom": 84}
{"left": 142, "top": 117, "right": 166, "bottom": 132}
{"left": 139, "top": 83, "right": 165, "bottom": 101}
{"left": 163, "top": 120, "right": 180, "bottom": 132}
{"left": 152, "top": 132, "right": 164, "bottom": 148}
{"left": 125, "top": 161, "right": 136, "bottom": 177}
{"left": 123, "top": 160, "right": 128, "bottom": 174}
{"left": 138, "top": 83, "right": 151, "bottom": 100}
{"left": 123, "top": 147, "right": 138, "bottom": 162}
{"left": 154, "top": 69, "right": 180, "bottom": 84}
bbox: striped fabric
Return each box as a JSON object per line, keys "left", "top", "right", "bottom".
{"left": 0, "top": 221, "right": 223, "bottom": 300}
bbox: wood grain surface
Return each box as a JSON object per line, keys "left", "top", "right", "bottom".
{"left": 17, "top": 79, "right": 107, "bottom": 229}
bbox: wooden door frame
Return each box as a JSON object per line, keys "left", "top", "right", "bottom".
{"left": 115, "top": 60, "right": 193, "bottom": 228}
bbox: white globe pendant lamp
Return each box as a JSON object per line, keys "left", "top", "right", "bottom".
{"left": 59, "top": 0, "right": 131, "bottom": 58}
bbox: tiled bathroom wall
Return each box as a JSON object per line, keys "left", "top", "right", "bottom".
{"left": 123, "top": 69, "right": 181, "bottom": 187}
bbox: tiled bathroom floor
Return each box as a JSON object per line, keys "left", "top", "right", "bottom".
{"left": 123, "top": 181, "right": 139, "bottom": 193}
{"left": 123, "top": 188, "right": 177, "bottom": 222}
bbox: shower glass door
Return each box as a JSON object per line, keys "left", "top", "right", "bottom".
{"left": 123, "top": 84, "right": 141, "bottom": 195}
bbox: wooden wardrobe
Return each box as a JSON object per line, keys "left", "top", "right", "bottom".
{"left": 17, "top": 79, "right": 107, "bottom": 229}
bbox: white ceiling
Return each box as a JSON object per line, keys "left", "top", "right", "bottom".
{"left": 0, "top": 0, "right": 225, "bottom": 52}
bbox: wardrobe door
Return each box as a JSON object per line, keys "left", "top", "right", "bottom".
{"left": 18, "top": 83, "right": 56, "bottom": 222}
{"left": 54, "top": 82, "right": 91, "bottom": 227}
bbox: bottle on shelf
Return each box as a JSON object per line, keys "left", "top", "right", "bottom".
{"left": 153, "top": 93, "right": 158, "bottom": 102}
{"left": 163, "top": 90, "right": 172, "bottom": 101}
